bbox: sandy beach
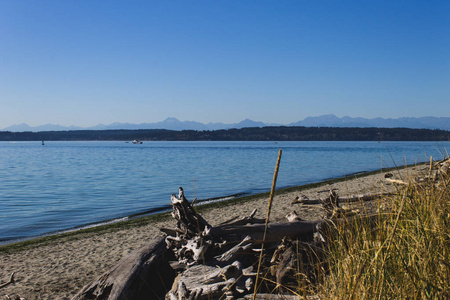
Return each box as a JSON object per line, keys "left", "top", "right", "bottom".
{"left": 0, "top": 164, "right": 426, "bottom": 299}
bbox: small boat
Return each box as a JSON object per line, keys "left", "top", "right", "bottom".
{"left": 132, "top": 140, "right": 143, "bottom": 144}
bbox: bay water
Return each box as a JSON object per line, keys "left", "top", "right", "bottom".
{"left": 0, "top": 141, "right": 448, "bottom": 244}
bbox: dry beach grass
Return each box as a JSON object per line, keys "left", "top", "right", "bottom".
{"left": 0, "top": 163, "right": 439, "bottom": 299}
{"left": 317, "top": 159, "right": 450, "bottom": 299}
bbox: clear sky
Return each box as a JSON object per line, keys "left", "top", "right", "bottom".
{"left": 0, "top": 0, "right": 449, "bottom": 128}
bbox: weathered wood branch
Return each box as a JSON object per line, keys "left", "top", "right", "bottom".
{"left": 0, "top": 272, "right": 15, "bottom": 289}
{"left": 218, "top": 208, "right": 265, "bottom": 227}
{"left": 215, "top": 235, "right": 253, "bottom": 263}
{"left": 385, "top": 178, "right": 408, "bottom": 185}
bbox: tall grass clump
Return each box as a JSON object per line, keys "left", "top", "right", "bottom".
{"left": 319, "top": 162, "right": 450, "bottom": 299}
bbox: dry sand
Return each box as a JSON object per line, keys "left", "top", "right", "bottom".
{"left": 0, "top": 164, "right": 426, "bottom": 299}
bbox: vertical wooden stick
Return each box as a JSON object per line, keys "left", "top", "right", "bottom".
{"left": 429, "top": 156, "right": 433, "bottom": 179}
{"left": 253, "top": 149, "right": 282, "bottom": 299}
{"left": 266, "top": 149, "right": 282, "bottom": 223}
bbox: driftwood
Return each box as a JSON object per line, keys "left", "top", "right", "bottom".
{"left": 1, "top": 273, "right": 27, "bottom": 300}
{"left": 165, "top": 188, "right": 214, "bottom": 267}
{"left": 165, "top": 187, "right": 259, "bottom": 298}
{"left": 292, "top": 192, "right": 392, "bottom": 205}
{"left": 72, "top": 237, "right": 175, "bottom": 300}
{"left": 163, "top": 187, "right": 327, "bottom": 299}
{"left": 244, "top": 294, "right": 320, "bottom": 299}
{"left": 385, "top": 178, "right": 408, "bottom": 185}
{"left": 321, "top": 190, "right": 340, "bottom": 219}
{"left": 439, "top": 159, "right": 450, "bottom": 175}
{"left": 166, "top": 261, "right": 255, "bottom": 300}
{"left": 73, "top": 186, "right": 380, "bottom": 299}
{"left": 72, "top": 187, "right": 327, "bottom": 299}
{"left": 383, "top": 157, "right": 450, "bottom": 185}
{"left": 74, "top": 187, "right": 221, "bottom": 299}
{"left": 291, "top": 190, "right": 388, "bottom": 219}
{"left": 215, "top": 235, "right": 253, "bottom": 263}
{"left": 170, "top": 187, "right": 211, "bottom": 238}
{"left": 267, "top": 235, "right": 327, "bottom": 295}
{"left": 218, "top": 208, "right": 265, "bottom": 227}
{"left": 285, "top": 211, "right": 301, "bottom": 222}
{"left": 161, "top": 219, "right": 319, "bottom": 246}
{"left": 210, "top": 219, "right": 320, "bottom": 244}
{"left": 270, "top": 238, "right": 297, "bottom": 287}
{"left": 1, "top": 295, "right": 26, "bottom": 300}
{"left": 0, "top": 273, "right": 15, "bottom": 289}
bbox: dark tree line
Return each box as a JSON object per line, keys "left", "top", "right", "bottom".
{"left": 0, "top": 126, "right": 449, "bottom": 141}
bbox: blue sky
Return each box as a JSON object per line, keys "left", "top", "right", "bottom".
{"left": 0, "top": 1, "right": 448, "bottom": 128}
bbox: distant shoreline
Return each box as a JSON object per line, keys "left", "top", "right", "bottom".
{"left": 1, "top": 126, "right": 449, "bottom": 141}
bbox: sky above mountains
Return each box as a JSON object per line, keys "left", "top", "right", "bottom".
{"left": 1, "top": 1, "right": 449, "bottom": 129}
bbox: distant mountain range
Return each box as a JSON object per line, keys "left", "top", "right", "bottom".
{"left": 2, "top": 115, "right": 450, "bottom": 132}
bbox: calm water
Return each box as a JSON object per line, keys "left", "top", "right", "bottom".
{"left": 0, "top": 141, "right": 448, "bottom": 244}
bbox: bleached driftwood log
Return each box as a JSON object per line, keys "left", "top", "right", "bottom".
{"left": 71, "top": 237, "right": 175, "bottom": 300}
{"left": 292, "top": 192, "right": 391, "bottom": 205}
{"left": 210, "top": 219, "right": 320, "bottom": 244}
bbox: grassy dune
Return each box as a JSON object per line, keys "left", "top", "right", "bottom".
{"left": 316, "top": 159, "right": 450, "bottom": 299}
